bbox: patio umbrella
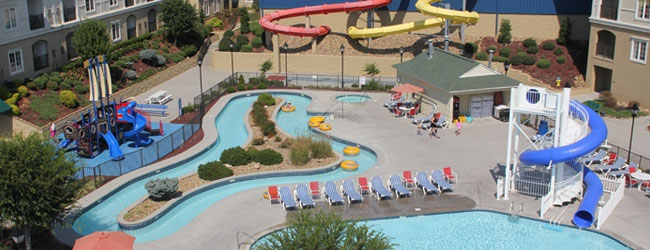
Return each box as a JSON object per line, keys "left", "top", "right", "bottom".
{"left": 391, "top": 83, "right": 423, "bottom": 93}
{"left": 73, "top": 231, "right": 135, "bottom": 250}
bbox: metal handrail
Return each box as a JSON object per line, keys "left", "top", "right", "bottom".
{"left": 237, "top": 231, "right": 257, "bottom": 250}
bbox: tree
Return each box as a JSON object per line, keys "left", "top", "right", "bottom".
{"left": 557, "top": 17, "right": 572, "bottom": 45}
{"left": 0, "top": 133, "right": 82, "bottom": 250}
{"left": 497, "top": 19, "right": 512, "bottom": 44}
{"left": 255, "top": 211, "right": 394, "bottom": 250}
{"left": 71, "top": 19, "right": 110, "bottom": 59}
{"left": 363, "top": 63, "right": 381, "bottom": 77}
{"left": 161, "top": 0, "right": 199, "bottom": 45}
{"left": 239, "top": 8, "right": 250, "bottom": 34}
{"left": 260, "top": 59, "right": 272, "bottom": 73}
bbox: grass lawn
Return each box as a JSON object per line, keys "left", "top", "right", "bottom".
{"left": 583, "top": 100, "right": 648, "bottom": 118}
{"left": 29, "top": 91, "right": 59, "bottom": 121}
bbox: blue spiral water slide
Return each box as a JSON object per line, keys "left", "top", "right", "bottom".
{"left": 519, "top": 101, "right": 608, "bottom": 228}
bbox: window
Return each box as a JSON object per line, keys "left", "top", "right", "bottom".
{"left": 639, "top": 0, "right": 650, "bottom": 19}
{"left": 110, "top": 0, "right": 118, "bottom": 6}
{"left": 8, "top": 49, "right": 23, "bottom": 74}
{"left": 111, "top": 21, "right": 121, "bottom": 41}
{"left": 630, "top": 38, "right": 648, "bottom": 63}
{"left": 4, "top": 8, "right": 17, "bottom": 29}
{"left": 86, "top": 0, "right": 95, "bottom": 12}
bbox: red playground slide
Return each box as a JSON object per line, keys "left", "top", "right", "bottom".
{"left": 259, "top": 0, "right": 391, "bottom": 37}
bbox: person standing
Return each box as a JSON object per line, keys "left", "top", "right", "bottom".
{"left": 50, "top": 122, "right": 56, "bottom": 138}
{"left": 455, "top": 120, "right": 462, "bottom": 136}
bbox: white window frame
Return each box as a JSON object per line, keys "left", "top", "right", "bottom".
{"left": 630, "top": 37, "right": 648, "bottom": 64}
{"left": 4, "top": 7, "right": 17, "bottom": 30}
{"left": 86, "top": 0, "right": 96, "bottom": 12}
{"left": 8, "top": 48, "right": 24, "bottom": 75}
{"left": 110, "top": 0, "right": 118, "bottom": 7}
{"left": 637, "top": 0, "right": 650, "bottom": 20}
{"left": 111, "top": 21, "right": 121, "bottom": 42}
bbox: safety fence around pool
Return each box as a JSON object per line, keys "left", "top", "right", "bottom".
{"left": 605, "top": 143, "right": 650, "bottom": 171}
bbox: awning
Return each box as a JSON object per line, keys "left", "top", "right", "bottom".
{"left": 0, "top": 100, "right": 11, "bottom": 114}
{"left": 391, "top": 83, "right": 423, "bottom": 93}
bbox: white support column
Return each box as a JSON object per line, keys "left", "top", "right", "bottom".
{"left": 503, "top": 87, "right": 517, "bottom": 200}
{"left": 559, "top": 87, "right": 571, "bottom": 146}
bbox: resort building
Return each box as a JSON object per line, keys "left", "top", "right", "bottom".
{"left": 0, "top": 0, "right": 161, "bottom": 82}
{"left": 393, "top": 47, "right": 519, "bottom": 120}
{"left": 586, "top": 0, "right": 650, "bottom": 108}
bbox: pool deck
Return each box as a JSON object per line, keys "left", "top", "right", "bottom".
{"left": 57, "top": 90, "right": 650, "bottom": 250}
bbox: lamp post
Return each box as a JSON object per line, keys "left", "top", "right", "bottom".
{"left": 229, "top": 41, "right": 235, "bottom": 85}
{"left": 504, "top": 60, "right": 510, "bottom": 76}
{"left": 399, "top": 46, "right": 404, "bottom": 63}
{"left": 340, "top": 44, "right": 345, "bottom": 89}
{"left": 627, "top": 103, "right": 640, "bottom": 164}
{"left": 283, "top": 42, "right": 288, "bottom": 87}
{"left": 197, "top": 59, "right": 204, "bottom": 123}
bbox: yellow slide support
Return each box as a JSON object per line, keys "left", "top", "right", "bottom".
{"left": 348, "top": 0, "right": 479, "bottom": 39}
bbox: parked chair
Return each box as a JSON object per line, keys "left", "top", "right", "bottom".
{"left": 625, "top": 167, "right": 639, "bottom": 188}
{"left": 370, "top": 176, "right": 393, "bottom": 200}
{"left": 279, "top": 186, "right": 297, "bottom": 210}
{"left": 342, "top": 179, "right": 363, "bottom": 204}
{"left": 384, "top": 96, "right": 405, "bottom": 108}
{"left": 388, "top": 175, "right": 411, "bottom": 199}
{"left": 412, "top": 111, "right": 437, "bottom": 124}
{"left": 605, "top": 152, "right": 618, "bottom": 165}
{"left": 402, "top": 170, "right": 416, "bottom": 188}
{"left": 431, "top": 170, "right": 454, "bottom": 192}
{"left": 595, "top": 158, "right": 626, "bottom": 174}
{"left": 358, "top": 177, "right": 370, "bottom": 194}
{"left": 267, "top": 186, "right": 280, "bottom": 207}
{"left": 309, "top": 181, "right": 321, "bottom": 199}
{"left": 294, "top": 184, "right": 315, "bottom": 209}
{"left": 581, "top": 150, "right": 607, "bottom": 166}
{"left": 392, "top": 107, "right": 404, "bottom": 117}
{"left": 407, "top": 108, "right": 417, "bottom": 118}
{"left": 415, "top": 171, "right": 439, "bottom": 195}
{"left": 323, "top": 181, "right": 344, "bottom": 206}
{"left": 443, "top": 166, "right": 457, "bottom": 184}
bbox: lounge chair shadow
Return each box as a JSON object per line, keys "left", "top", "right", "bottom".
{"left": 490, "top": 163, "right": 506, "bottom": 184}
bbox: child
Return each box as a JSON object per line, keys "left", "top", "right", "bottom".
{"left": 429, "top": 117, "right": 439, "bottom": 138}
{"left": 455, "top": 120, "right": 462, "bottom": 136}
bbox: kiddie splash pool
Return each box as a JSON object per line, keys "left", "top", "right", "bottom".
{"left": 335, "top": 94, "right": 370, "bottom": 103}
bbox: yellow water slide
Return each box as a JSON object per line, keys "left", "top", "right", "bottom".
{"left": 347, "top": 0, "right": 479, "bottom": 39}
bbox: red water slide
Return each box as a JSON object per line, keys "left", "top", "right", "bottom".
{"left": 259, "top": 0, "right": 391, "bottom": 37}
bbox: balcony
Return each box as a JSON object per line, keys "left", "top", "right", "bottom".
{"left": 64, "top": 7, "right": 76, "bottom": 22}
{"left": 33, "top": 54, "right": 49, "bottom": 71}
{"left": 599, "top": 5, "right": 618, "bottom": 20}
{"left": 29, "top": 14, "right": 44, "bottom": 30}
{"left": 596, "top": 43, "right": 615, "bottom": 60}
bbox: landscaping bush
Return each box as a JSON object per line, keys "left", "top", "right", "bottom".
{"left": 139, "top": 49, "right": 166, "bottom": 66}
{"left": 49, "top": 72, "right": 62, "bottom": 84}
{"left": 556, "top": 56, "right": 566, "bottom": 64}
{"left": 252, "top": 149, "right": 283, "bottom": 165}
{"left": 486, "top": 45, "right": 497, "bottom": 53}
{"left": 257, "top": 93, "right": 275, "bottom": 105}
{"left": 236, "top": 35, "right": 250, "bottom": 46}
{"left": 161, "top": 46, "right": 170, "bottom": 53}
{"left": 142, "top": 40, "right": 150, "bottom": 49}
{"left": 252, "top": 137, "right": 265, "bottom": 145}
{"left": 75, "top": 85, "right": 89, "bottom": 94}
{"left": 227, "top": 86, "right": 236, "bottom": 93}
{"left": 522, "top": 54, "right": 537, "bottom": 66}
{"left": 182, "top": 103, "right": 196, "bottom": 114}
{"left": 198, "top": 161, "right": 233, "bottom": 181}
{"left": 220, "top": 146, "right": 252, "bottom": 166}
{"left": 144, "top": 177, "right": 179, "bottom": 201}
{"left": 5, "top": 93, "right": 19, "bottom": 105}
{"left": 17, "top": 85, "right": 28, "bottom": 97}
{"left": 237, "top": 83, "right": 246, "bottom": 91}
{"left": 553, "top": 48, "right": 564, "bottom": 56}
{"left": 290, "top": 146, "right": 311, "bottom": 165}
{"left": 34, "top": 75, "right": 48, "bottom": 89}
{"left": 218, "top": 37, "right": 232, "bottom": 51}
{"left": 206, "top": 17, "right": 223, "bottom": 28}
{"left": 247, "top": 84, "right": 255, "bottom": 90}
{"left": 476, "top": 52, "right": 488, "bottom": 61}
{"left": 252, "top": 37, "right": 263, "bottom": 48}
{"left": 275, "top": 136, "right": 282, "bottom": 142}
{"left": 125, "top": 70, "right": 137, "bottom": 80}
{"left": 59, "top": 90, "right": 78, "bottom": 108}
{"left": 240, "top": 44, "right": 253, "bottom": 52}
{"left": 9, "top": 104, "right": 20, "bottom": 116}
{"left": 59, "top": 81, "right": 71, "bottom": 90}
{"left": 181, "top": 44, "right": 198, "bottom": 57}
{"left": 557, "top": 17, "right": 571, "bottom": 45}
{"left": 526, "top": 46, "right": 539, "bottom": 54}
{"left": 536, "top": 58, "right": 551, "bottom": 69}
{"left": 257, "top": 82, "right": 267, "bottom": 89}
{"left": 493, "top": 56, "right": 507, "bottom": 62}
{"left": 46, "top": 81, "right": 59, "bottom": 90}
{"left": 497, "top": 19, "right": 512, "bottom": 44}
{"left": 463, "top": 42, "right": 478, "bottom": 55}
{"left": 542, "top": 41, "right": 556, "bottom": 50}
{"left": 224, "top": 30, "right": 235, "bottom": 38}
{"left": 250, "top": 22, "right": 263, "bottom": 35}
{"left": 523, "top": 38, "right": 537, "bottom": 48}
{"left": 240, "top": 11, "right": 250, "bottom": 34}
{"left": 510, "top": 52, "right": 526, "bottom": 66}
{"left": 599, "top": 91, "right": 617, "bottom": 108}
{"left": 499, "top": 47, "right": 511, "bottom": 58}
{"left": 310, "top": 140, "right": 333, "bottom": 159}
{"left": 26, "top": 82, "right": 36, "bottom": 90}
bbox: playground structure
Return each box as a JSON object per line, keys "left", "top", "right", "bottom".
{"left": 58, "top": 56, "right": 158, "bottom": 161}
{"left": 499, "top": 84, "right": 623, "bottom": 229}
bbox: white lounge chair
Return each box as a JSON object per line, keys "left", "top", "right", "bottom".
{"left": 370, "top": 176, "right": 393, "bottom": 200}
{"left": 341, "top": 179, "right": 363, "bottom": 204}
{"left": 323, "top": 181, "right": 344, "bottom": 206}
{"left": 431, "top": 170, "right": 454, "bottom": 192}
{"left": 415, "top": 171, "right": 439, "bottom": 195}
{"left": 388, "top": 175, "right": 411, "bottom": 199}
{"left": 279, "top": 186, "right": 297, "bottom": 210}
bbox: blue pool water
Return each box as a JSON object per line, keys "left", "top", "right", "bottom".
{"left": 253, "top": 211, "right": 629, "bottom": 250}
{"left": 335, "top": 94, "right": 370, "bottom": 103}
{"left": 72, "top": 93, "right": 376, "bottom": 243}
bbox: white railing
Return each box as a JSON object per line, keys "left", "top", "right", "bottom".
{"left": 598, "top": 174, "right": 623, "bottom": 193}
{"left": 496, "top": 177, "right": 504, "bottom": 200}
{"left": 513, "top": 177, "right": 551, "bottom": 197}
{"left": 596, "top": 175, "right": 625, "bottom": 229}
{"left": 554, "top": 168, "right": 583, "bottom": 198}
{"left": 567, "top": 100, "right": 590, "bottom": 141}
{"left": 520, "top": 166, "right": 551, "bottom": 181}
{"left": 540, "top": 190, "right": 554, "bottom": 218}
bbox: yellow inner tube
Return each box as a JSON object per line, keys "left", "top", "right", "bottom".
{"left": 309, "top": 116, "right": 325, "bottom": 123}
{"left": 281, "top": 105, "right": 295, "bottom": 112}
{"left": 343, "top": 146, "right": 360, "bottom": 156}
{"left": 308, "top": 121, "right": 321, "bottom": 127}
{"left": 263, "top": 192, "right": 269, "bottom": 199}
{"left": 319, "top": 123, "right": 332, "bottom": 131}
{"left": 340, "top": 160, "right": 359, "bottom": 171}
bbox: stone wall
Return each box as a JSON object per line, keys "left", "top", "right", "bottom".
{"left": 0, "top": 114, "right": 41, "bottom": 136}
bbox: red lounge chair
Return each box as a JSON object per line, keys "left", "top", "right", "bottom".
{"left": 358, "top": 177, "right": 370, "bottom": 194}
{"left": 605, "top": 152, "right": 617, "bottom": 165}
{"left": 402, "top": 170, "right": 416, "bottom": 188}
{"left": 407, "top": 108, "right": 417, "bottom": 118}
{"left": 443, "top": 167, "right": 457, "bottom": 183}
{"left": 626, "top": 167, "right": 638, "bottom": 188}
{"left": 392, "top": 107, "right": 404, "bottom": 117}
{"left": 268, "top": 186, "right": 280, "bottom": 206}
{"left": 309, "top": 181, "right": 321, "bottom": 198}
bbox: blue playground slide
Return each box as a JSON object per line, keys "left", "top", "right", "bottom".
{"left": 519, "top": 101, "right": 608, "bottom": 228}
{"left": 118, "top": 102, "right": 153, "bottom": 147}
{"left": 58, "top": 139, "right": 72, "bottom": 148}
{"left": 99, "top": 131, "right": 124, "bottom": 161}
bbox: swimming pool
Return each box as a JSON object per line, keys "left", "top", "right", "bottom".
{"left": 335, "top": 94, "right": 370, "bottom": 103}
{"left": 252, "top": 210, "right": 630, "bottom": 250}
{"left": 72, "top": 92, "right": 377, "bottom": 243}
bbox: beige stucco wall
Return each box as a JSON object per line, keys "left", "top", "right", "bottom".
{"left": 0, "top": 114, "right": 41, "bottom": 136}
{"left": 262, "top": 9, "right": 589, "bottom": 41}
{"left": 586, "top": 22, "right": 650, "bottom": 108}
{"left": 397, "top": 72, "right": 452, "bottom": 119}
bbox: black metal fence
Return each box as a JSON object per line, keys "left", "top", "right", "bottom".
{"left": 607, "top": 143, "right": 650, "bottom": 171}
{"left": 236, "top": 71, "right": 398, "bottom": 89}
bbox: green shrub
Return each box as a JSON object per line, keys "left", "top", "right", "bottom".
{"left": 161, "top": 46, "right": 169, "bottom": 53}
{"left": 227, "top": 86, "right": 236, "bottom": 93}
{"left": 542, "top": 41, "right": 556, "bottom": 50}
{"left": 218, "top": 38, "right": 232, "bottom": 52}
{"left": 13, "top": 79, "right": 23, "bottom": 87}
{"left": 247, "top": 84, "right": 255, "bottom": 90}
{"left": 252, "top": 149, "right": 283, "bottom": 165}
{"left": 142, "top": 40, "right": 150, "bottom": 49}
{"left": 557, "top": 17, "right": 571, "bottom": 45}
{"left": 220, "top": 146, "right": 252, "bottom": 166}
{"left": 554, "top": 48, "right": 564, "bottom": 56}
{"left": 275, "top": 136, "right": 282, "bottom": 142}
{"left": 463, "top": 42, "right": 478, "bottom": 55}
{"left": 257, "top": 93, "right": 275, "bottom": 105}
{"left": 0, "top": 86, "right": 10, "bottom": 100}
{"left": 523, "top": 38, "right": 537, "bottom": 48}
{"left": 9, "top": 104, "right": 20, "bottom": 116}
{"left": 236, "top": 35, "right": 249, "bottom": 46}
{"left": 237, "top": 83, "right": 246, "bottom": 91}
{"left": 240, "top": 13, "right": 250, "bottom": 34}
{"left": 536, "top": 58, "right": 551, "bottom": 69}
{"left": 252, "top": 137, "right": 265, "bottom": 145}
{"left": 49, "top": 72, "right": 62, "bottom": 84}
{"left": 499, "top": 47, "right": 511, "bottom": 58}
{"left": 26, "top": 82, "right": 36, "bottom": 90}
{"left": 182, "top": 45, "right": 198, "bottom": 57}
{"left": 522, "top": 54, "right": 537, "bottom": 65}
{"left": 557, "top": 56, "right": 566, "bottom": 64}
{"left": 256, "top": 82, "right": 267, "bottom": 89}
{"left": 17, "top": 85, "right": 28, "bottom": 97}
{"left": 59, "top": 90, "right": 78, "bottom": 108}
{"left": 476, "top": 52, "right": 488, "bottom": 61}
{"left": 206, "top": 17, "right": 223, "bottom": 28}
{"left": 34, "top": 75, "right": 48, "bottom": 89}
{"left": 497, "top": 19, "right": 512, "bottom": 44}
{"left": 75, "top": 85, "right": 89, "bottom": 94}
{"left": 5, "top": 93, "right": 19, "bottom": 105}
{"left": 526, "top": 46, "right": 539, "bottom": 54}
{"left": 493, "top": 56, "right": 507, "bottom": 62}
{"left": 290, "top": 146, "right": 311, "bottom": 165}
{"left": 510, "top": 52, "right": 525, "bottom": 66}
{"left": 152, "top": 41, "right": 160, "bottom": 49}
{"left": 198, "top": 161, "right": 233, "bottom": 181}
{"left": 486, "top": 45, "right": 497, "bottom": 53}
{"left": 252, "top": 37, "right": 263, "bottom": 48}
{"left": 59, "top": 81, "right": 71, "bottom": 90}
{"left": 47, "top": 81, "right": 59, "bottom": 90}
{"left": 224, "top": 30, "right": 235, "bottom": 38}
{"left": 310, "top": 140, "right": 333, "bottom": 159}
{"left": 240, "top": 44, "right": 253, "bottom": 52}
{"left": 182, "top": 104, "right": 196, "bottom": 114}
{"left": 144, "top": 177, "right": 179, "bottom": 201}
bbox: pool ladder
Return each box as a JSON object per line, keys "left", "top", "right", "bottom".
{"left": 236, "top": 231, "right": 257, "bottom": 250}
{"left": 508, "top": 201, "right": 524, "bottom": 222}
{"left": 548, "top": 205, "right": 571, "bottom": 230}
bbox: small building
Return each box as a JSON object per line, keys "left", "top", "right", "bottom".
{"left": 392, "top": 48, "right": 520, "bottom": 121}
